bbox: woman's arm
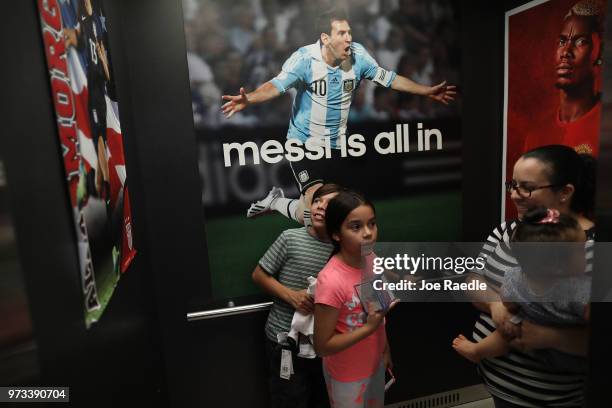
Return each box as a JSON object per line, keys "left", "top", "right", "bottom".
{"left": 465, "top": 273, "right": 521, "bottom": 338}
{"left": 466, "top": 223, "right": 523, "bottom": 337}
{"left": 510, "top": 320, "right": 588, "bottom": 356}
{"left": 465, "top": 228, "right": 507, "bottom": 313}
{"left": 465, "top": 272, "right": 498, "bottom": 313}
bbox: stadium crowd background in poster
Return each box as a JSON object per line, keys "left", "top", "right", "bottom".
{"left": 37, "top": 0, "right": 136, "bottom": 327}
{"left": 184, "top": 0, "right": 462, "bottom": 305}
{"left": 504, "top": 0, "right": 606, "bottom": 219}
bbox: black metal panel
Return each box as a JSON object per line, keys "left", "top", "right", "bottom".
{"left": 461, "top": 0, "right": 505, "bottom": 240}
{"left": 0, "top": 1, "right": 166, "bottom": 406}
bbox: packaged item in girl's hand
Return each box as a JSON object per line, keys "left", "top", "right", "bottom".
{"left": 354, "top": 277, "right": 397, "bottom": 313}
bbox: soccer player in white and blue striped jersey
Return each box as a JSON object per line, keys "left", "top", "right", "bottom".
{"left": 222, "top": 9, "right": 455, "bottom": 225}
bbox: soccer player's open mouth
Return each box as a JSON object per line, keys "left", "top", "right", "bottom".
{"left": 345, "top": 46, "right": 351, "bottom": 55}
{"left": 556, "top": 63, "right": 572, "bottom": 77}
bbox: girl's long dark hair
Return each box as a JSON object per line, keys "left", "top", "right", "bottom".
{"left": 325, "top": 190, "right": 375, "bottom": 256}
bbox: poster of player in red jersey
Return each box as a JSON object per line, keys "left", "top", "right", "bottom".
{"left": 37, "top": 0, "right": 136, "bottom": 327}
{"left": 504, "top": 0, "right": 606, "bottom": 218}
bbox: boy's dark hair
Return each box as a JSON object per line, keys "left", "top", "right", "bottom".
{"left": 310, "top": 183, "right": 346, "bottom": 205}
{"left": 325, "top": 190, "right": 375, "bottom": 256}
{"left": 521, "top": 145, "right": 596, "bottom": 216}
{"left": 316, "top": 8, "right": 350, "bottom": 35}
{"left": 511, "top": 207, "right": 582, "bottom": 278}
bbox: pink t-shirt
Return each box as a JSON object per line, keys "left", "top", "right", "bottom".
{"left": 315, "top": 255, "right": 386, "bottom": 382}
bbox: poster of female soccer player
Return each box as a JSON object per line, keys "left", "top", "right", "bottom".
{"left": 37, "top": 0, "right": 136, "bottom": 327}
{"left": 503, "top": 0, "right": 606, "bottom": 218}
{"left": 184, "top": 0, "right": 462, "bottom": 308}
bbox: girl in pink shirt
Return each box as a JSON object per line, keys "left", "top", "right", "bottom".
{"left": 314, "top": 191, "right": 396, "bottom": 408}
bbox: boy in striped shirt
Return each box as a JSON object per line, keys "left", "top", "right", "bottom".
{"left": 252, "top": 183, "right": 343, "bottom": 408}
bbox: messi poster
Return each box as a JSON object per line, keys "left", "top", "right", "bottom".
{"left": 183, "top": 0, "right": 463, "bottom": 308}
{"left": 503, "top": 0, "right": 606, "bottom": 218}
{"left": 37, "top": 0, "right": 136, "bottom": 326}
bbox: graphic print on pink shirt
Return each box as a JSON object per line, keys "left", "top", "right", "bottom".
{"left": 344, "top": 293, "right": 365, "bottom": 329}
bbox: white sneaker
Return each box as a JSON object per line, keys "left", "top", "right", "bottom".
{"left": 247, "top": 186, "right": 284, "bottom": 218}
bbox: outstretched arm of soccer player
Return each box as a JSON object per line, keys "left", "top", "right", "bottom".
{"left": 390, "top": 76, "right": 456, "bottom": 105}
{"left": 221, "top": 82, "right": 281, "bottom": 118}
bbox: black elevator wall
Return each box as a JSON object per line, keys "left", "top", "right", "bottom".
{"left": 1, "top": 1, "right": 169, "bottom": 406}
{"left": 461, "top": 0, "right": 505, "bottom": 238}
{"left": 102, "top": 0, "right": 207, "bottom": 406}
{"left": 0, "top": 162, "right": 38, "bottom": 385}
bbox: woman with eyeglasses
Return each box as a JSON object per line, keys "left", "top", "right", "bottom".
{"left": 465, "top": 144, "right": 596, "bottom": 408}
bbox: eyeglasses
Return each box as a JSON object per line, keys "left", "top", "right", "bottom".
{"left": 505, "top": 180, "right": 563, "bottom": 197}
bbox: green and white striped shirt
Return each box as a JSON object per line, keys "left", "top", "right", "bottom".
{"left": 259, "top": 227, "right": 333, "bottom": 343}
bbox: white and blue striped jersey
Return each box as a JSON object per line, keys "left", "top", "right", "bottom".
{"left": 270, "top": 41, "right": 396, "bottom": 149}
